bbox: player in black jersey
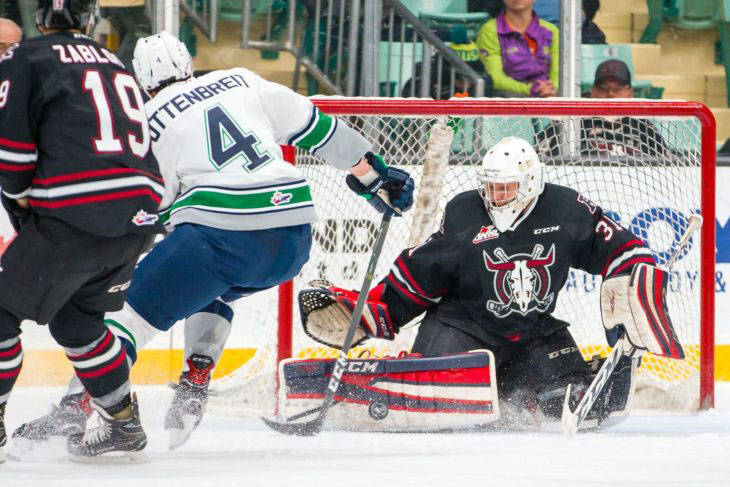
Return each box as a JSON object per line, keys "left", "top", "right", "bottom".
{"left": 300, "top": 136, "right": 684, "bottom": 429}
{"left": 0, "top": 0, "right": 164, "bottom": 462}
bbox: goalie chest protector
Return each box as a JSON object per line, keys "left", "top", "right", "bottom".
{"left": 385, "top": 184, "right": 653, "bottom": 348}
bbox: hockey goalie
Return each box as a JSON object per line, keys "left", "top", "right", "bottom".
{"left": 289, "top": 136, "right": 685, "bottom": 432}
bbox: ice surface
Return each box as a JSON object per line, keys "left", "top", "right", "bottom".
{"left": 2, "top": 384, "right": 729, "bottom": 487}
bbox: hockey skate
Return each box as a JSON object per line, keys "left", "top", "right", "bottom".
{"left": 1, "top": 402, "right": 6, "bottom": 463}
{"left": 165, "top": 354, "right": 214, "bottom": 451}
{"left": 10, "top": 391, "right": 90, "bottom": 460}
{"left": 67, "top": 393, "right": 148, "bottom": 463}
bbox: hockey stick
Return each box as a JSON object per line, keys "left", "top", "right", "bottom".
{"left": 561, "top": 214, "right": 703, "bottom": 436}
{"left": 262, "top": 211, "right": 393, "bottom": 436}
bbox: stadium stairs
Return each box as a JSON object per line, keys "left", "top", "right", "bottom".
{"left": 596, "top": 0, "right": 729, "bottom": 144}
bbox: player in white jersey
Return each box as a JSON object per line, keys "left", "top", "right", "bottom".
{"left": 11, "top": 32, "right": 414, "bottom": 455}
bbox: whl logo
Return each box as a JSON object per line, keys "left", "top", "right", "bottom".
{"left": 271, "top": 191, "right": 293, "bottom": 206}
{"left": 131, "top": 210, "right": 159, "bottom": 226}
{"left": 473, "top": 225, "right": 499, "bottom": 244}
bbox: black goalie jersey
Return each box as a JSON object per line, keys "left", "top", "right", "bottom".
{"left": 380, "top": 183, "right": 655, "bottom": 348}
{"left": 0, "top": 32, "right": 164, "bottom": 236}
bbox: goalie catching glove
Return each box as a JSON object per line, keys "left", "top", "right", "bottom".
{"left": 299, "top": 281, "right": 396, "bottom": 349}
{"left": 600, "top": 263, "right": 684, "bottom": 359}
{"left": 346, "top": 152, "right": 414, "bottom": 216}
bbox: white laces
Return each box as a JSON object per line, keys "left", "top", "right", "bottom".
{"left": 83, "top": 416, "right": 111, "bottom": 446}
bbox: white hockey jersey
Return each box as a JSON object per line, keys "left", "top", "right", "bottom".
{"left": 146, "top": 67, "right": 371, "bottom": 230}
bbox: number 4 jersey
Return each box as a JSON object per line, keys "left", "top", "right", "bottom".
{"left": 0, "top": 32, "right": 164, "bottom": 236}
{"left": 145, "top": 67, "right": 372, "bottom": 231}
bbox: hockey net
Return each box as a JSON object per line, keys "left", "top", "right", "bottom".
{"left": 209, "top": 98, "right": 715, "bottom": 417}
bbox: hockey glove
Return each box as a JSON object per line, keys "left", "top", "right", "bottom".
{"left": 1, "top": 193, "right": 30, "bottom": 232}
{"left": 346, "top": 152, "right": 414, "bottom": 216}
{"left": 299, "top": 281, "right": 396, "bottom": 350}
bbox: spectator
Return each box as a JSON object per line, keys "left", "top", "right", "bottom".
{"left": 0, "top": 18, "right": 22, "bottom": 54}
{"left": 476, "top": 0, "right": 559, "bottom": 97}
{"left": 582, "top": 0, "right": 607, "bottom": 45}
{"left": 536, "top": 59, "right": 668, "bottom": 157}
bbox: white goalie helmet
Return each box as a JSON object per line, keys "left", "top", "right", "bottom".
{"left": 132, "top": 31, "right": 193, "bottom": 93}
{"left": 479, "top": 136, "right": 545, "bottom": 232}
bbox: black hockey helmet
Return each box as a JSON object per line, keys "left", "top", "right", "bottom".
{"left": 35, "top": 0, "right": 96, "bottom": 32}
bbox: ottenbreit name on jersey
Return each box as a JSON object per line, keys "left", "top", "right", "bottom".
{"left": 51, "top": 44, "right": 125, "bottom": 69}
{"left": 147, "top": 74, "right": 249, "bottom": 142}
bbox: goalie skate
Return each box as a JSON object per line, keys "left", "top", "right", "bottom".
{"left": 165, "top": 354, "right": 214, "bottom": 451}
{"left": 67, "top": 393, "right": 148, "bottom": 464}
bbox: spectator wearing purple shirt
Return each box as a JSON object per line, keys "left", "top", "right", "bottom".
{"left": 476, "top": 0, "right": 559, "bottom": 97}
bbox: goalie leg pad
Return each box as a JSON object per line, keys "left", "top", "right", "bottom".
{"left": 278, "top": 350, "right": 500, "bottom": 432}
{"left": 299, "top": 284, "right": 395, "bottom": 350}
{"left": 601, "top": 263, "right": 684, "bottom": 359}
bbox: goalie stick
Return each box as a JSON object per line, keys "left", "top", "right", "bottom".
{"left": 561, "top": 214, "right": 703, "bottom": 436}
{"left": 262, "top": 211, "right": 393, "bottom": 436}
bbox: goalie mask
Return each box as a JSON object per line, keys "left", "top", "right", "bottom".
{"left": 35, "top": 0, "right": 96, "bottom": 33}
{"left": 479, "top": 136, "right": 545, "bottom": 232}
{"left": 133, "top": 31, "right": 193, "bottom": 94}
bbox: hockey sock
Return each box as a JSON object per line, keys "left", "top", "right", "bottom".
{"left": 105, "top": 301, "right": 162, "bottom": 365}
{"left": 0, "top": 337, "right": 23, "bottom": 404}
{"left": 183, "top": 300, "right": 233, "bottom": 368}
{"left": 64, "top": 329, "right": 131, "bottom": 415}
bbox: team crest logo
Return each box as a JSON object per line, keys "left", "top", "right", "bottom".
{"left": 271, "top": 191, "right": 293, "bottom": 206}
{"left": 131, "top": 210, "right": 158, "bottom": 226}
{"left": 483, "top": 244, "right": 556, "bottom": 317}
{"left": 473, "top": 225, "right": 499, "bottom": 244}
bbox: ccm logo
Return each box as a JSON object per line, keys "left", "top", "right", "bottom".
{"left": 108, "top": 281, "right": 131, "bottom": 293}
{"left": 547, "top": 346, "right": 578, "bottom": 359}
{"left": 534, "top": 225, "right": 560, "bottom": 235}
{"left": 345, "top": 361, "right": 378, "bottom": 373}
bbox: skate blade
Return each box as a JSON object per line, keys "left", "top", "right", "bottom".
{"left": 8, "top": 436, "right": 68, "bottom": 462}
{"left": 69, "top": 449, "right": 150, "bottom": 464}
{"left": 167, "top": 415, "right": 198, "bottom": 451}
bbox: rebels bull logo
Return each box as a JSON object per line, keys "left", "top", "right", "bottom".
{"left": 483, "top": 244, "right": 556, "bottom": 317}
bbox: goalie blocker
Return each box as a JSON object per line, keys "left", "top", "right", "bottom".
{"left": 601, "top": 263, "right": 685, "bottom": 359}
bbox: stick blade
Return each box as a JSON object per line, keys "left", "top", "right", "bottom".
{"left": 261, "top": 416, "right": 323, "bottom": 437}
{"left": 560, "top": 383, "right": 578, "bottom": 438}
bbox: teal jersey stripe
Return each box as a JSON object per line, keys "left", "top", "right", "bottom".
{"left": 160, "top": 184, "right": 313, "bottom": 223}
{"left": 294, "top": 110, "right": 335, "bottom": 150}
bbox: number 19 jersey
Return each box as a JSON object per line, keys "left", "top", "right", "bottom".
{"left": 0, "top": 32, "right": 164, "bottom": 236}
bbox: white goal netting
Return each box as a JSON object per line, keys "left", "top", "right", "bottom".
{"left": 209, "top": 98, "right": 714, "bottom": 417}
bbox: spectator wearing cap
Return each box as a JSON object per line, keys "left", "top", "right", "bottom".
{"left": 475, "top": 0, "right": 559, "bottom": 98}
{"left": 0, "top": 17, "right": 21, "bottom": 55}
{"left": 592, "top": 59, "right": 633, "bottom": 98}
{"left": 536, "top": 57, "right": 667, "bottom": 157}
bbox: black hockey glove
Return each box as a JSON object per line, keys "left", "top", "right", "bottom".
{"left": 1, "top": 193, "right": 30, "bottom": 232}
{"left": 346, "top": 152, "right": 414, "bottom": 216}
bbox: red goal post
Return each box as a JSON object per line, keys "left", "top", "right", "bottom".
{"left": 275, "top": 98, "right": 716, "bottom": 411}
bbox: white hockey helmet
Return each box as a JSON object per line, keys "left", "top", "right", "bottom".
{"left": 479, "top": 136, "right": 545, "bottom": 232}
{"left": 132, "top": 31, "right": 193, "bottom": 93}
